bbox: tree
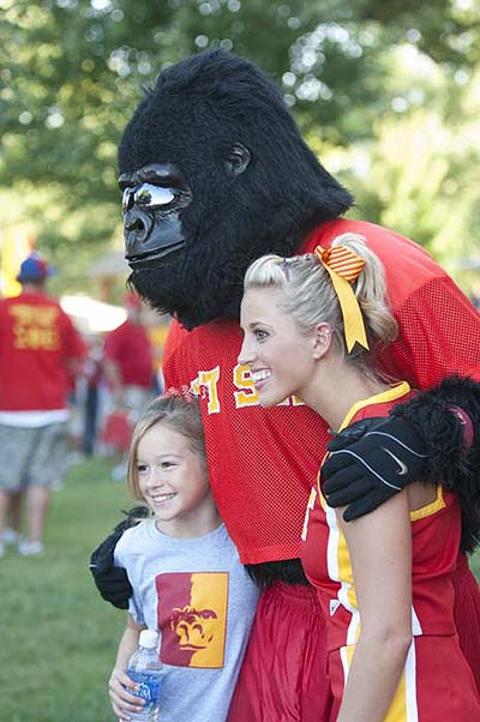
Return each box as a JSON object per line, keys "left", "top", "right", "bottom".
{"left": 1, "top": 0, "right": 479, "bottom": 280}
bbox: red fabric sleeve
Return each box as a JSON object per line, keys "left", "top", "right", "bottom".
{"left": 376, "top": 276, "right": 480, "bottom": 388}
{"left": 162, "top": 320, "right": 190, "bottom": 389}
{"left": 61, "top": 311, "right": 86, "bottom": 360}
{"left": 305, "top": 219, "right": 480, "bottom": 387}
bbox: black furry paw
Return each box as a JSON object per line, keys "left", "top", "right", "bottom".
{"left": 89, "top": 506, "right": 149, "bottom": 609}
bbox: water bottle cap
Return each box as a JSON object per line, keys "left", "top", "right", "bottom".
{"left": 139, "top": 629, "right": 159, "bottom": 649}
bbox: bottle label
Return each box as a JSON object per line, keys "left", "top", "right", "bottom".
{"left": 127, "top": 670, "right": 161, "bottom": 709}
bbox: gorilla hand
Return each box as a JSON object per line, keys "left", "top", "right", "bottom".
{"left": 322, "top": 416, "right": 428, "bottom": 522}
{"left": 89, "top": 506, "right": 149, "bottom": 609}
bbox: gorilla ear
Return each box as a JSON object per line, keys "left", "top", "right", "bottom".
{"left": 224, "top": 143, "right": 251, "bottom": 177}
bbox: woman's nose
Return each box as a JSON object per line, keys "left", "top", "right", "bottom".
{"left": 238, "top": 336, "right": 254, "bottom": 366}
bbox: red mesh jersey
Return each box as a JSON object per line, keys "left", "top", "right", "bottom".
{"left": 163, "top": 219, "right": 480, "bottom": 564}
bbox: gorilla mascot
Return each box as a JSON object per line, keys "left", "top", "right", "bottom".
{"left": 92, "top": 50, "right": 480, "bottom": 720}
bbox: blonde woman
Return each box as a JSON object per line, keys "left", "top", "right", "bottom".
{"left": 238, "top": 234, "right": 480, "bottom": 722}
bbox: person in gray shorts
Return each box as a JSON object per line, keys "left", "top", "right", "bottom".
{"left": 0, "top": 423, "right": 70, "bottom": 553}
{"left": 0, "top": 253, "right": 85, "bottom": 557}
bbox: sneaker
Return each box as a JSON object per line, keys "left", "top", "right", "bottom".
{"left": 50, "top": 478, "right": 64, "bottom": 492}
{"left": 2, "top": 527, "right": 19, "bottom": 545}
{"left": 18, "top": 540, "right": 44, "bottom": 556}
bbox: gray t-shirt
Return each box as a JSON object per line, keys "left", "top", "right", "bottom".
{"left": 114, "top": 520, "right": 259, "bottom": 722}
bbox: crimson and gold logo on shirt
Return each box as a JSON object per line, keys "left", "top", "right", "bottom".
{"left": 156, "top": 572, "right": 228, "bottom": 668}
{"left": 9, "top": 304, "right": 60, "bottom": 351}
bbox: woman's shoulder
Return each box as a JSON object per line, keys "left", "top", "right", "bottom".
{"left": 348, "top": 384, "right": 415, "bottom": 426}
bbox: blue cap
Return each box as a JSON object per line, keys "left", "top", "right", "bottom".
{"left": 16, "top": 253, "right": 56, "bottom": 283}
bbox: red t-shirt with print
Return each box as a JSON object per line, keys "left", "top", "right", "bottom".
{"left": 0, "top": 291, "right": 85, "bottom": 411}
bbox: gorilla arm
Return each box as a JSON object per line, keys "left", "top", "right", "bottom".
{"left": 89, "top": 506, "right": 149, "bottom": 609}
{"left": 323, "top": 268, "right": 480, "bottom": 552}
{"left": 323, "top": 379, "right": 480, "bottom": 552}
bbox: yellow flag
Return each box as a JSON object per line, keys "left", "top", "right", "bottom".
{"left": 0, "top": 227, "right": 33, "bottom": 297}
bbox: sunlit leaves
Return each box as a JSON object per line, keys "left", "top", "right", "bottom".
{"left": 1, "top": 0, "right": 479, "bottom": 280}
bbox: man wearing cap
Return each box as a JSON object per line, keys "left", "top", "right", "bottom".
{"left": 0, "top": 252, "right": 85, "bottom": 557}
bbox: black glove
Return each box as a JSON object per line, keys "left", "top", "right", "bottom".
{"left": 89, "top": 506, "right": 149, "bottom": 609}
{"left": 389, "top": 375, "right": 480, "bottom": 552}
{"left": 322, "top": 415, "right": 428, "bottom": 522}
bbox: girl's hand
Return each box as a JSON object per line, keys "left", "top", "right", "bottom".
{"left": 108, "top": 667, "right": 145, "bottom": 722}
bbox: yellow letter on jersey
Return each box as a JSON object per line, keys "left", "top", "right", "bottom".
{"left": 233, "top": 364, "right": 260, "bottom": 408}
{"left": 197, "top": 367, "right": 221, "bottom": 414}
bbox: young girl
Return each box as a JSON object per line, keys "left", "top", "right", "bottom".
{"left": 107, "top": 393, "right": 258, "bottom": 722}
{"left": 238, "top": 233, "right": 480, "bottom": 721}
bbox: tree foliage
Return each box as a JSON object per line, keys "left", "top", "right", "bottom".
{"left": 1, "top": 0, "right": 479, "bottom": 286}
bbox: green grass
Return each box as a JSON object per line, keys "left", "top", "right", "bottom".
{"left": 0, "top": 458, "right": 478, "bottom": 722}
{"left": 0, "top": 457, "right": 130, "bottom": 722}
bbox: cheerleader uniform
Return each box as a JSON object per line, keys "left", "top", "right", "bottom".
{"left": 301, "top": 382, "right": 480, "bottom": 721}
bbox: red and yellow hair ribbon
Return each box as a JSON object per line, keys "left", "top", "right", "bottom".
{"left": 314, "top": 245, "right": 369, "bottom": 353}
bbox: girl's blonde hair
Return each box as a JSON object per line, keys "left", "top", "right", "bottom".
{"left": 127, "top": 393, "right": 206, "bottom": 502}
{"left": 243, "top": 232, "right": 398, "bottom": 368}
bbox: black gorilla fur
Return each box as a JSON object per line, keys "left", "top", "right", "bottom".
{"left": 391, "top": 376, "right": 480, "bottom": 552}
{"left": 119, "top": 50, "right": 353, "bottom": 330}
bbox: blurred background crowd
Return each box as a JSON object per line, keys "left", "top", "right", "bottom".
{"left": 0, "top": 249, "right": 166, "bottom": 561}
{"left": 1, "top": 249, "right": 167, "bottom": 461}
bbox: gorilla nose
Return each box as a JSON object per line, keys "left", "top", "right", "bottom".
{"left": 125, "top": 209, "right": 152, "bottom": 238}
{"left": 124, "top": 209, "right": 153, "bottom": 255}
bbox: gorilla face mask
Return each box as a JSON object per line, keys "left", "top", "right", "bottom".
{"left": 118, "top": 50, "right": 353, "bottom": 329}
{"left": 120, "top": 163, "right": 192, "bottom": 265}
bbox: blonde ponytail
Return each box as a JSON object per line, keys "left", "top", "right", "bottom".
{"left": 330, "top": 233, "right": 398, "bottom": 345}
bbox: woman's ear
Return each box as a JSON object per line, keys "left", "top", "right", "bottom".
{"left": 312, "top": 322, "right": 333, "bottom": 360}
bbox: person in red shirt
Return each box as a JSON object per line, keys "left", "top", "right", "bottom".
{"left": 104, "top": 292, "right": 155, "bottom": 424}
{"left": 161, "top": 220, "right": 480, "bottom": 719}
{"left": 0, "top": 253, "right": 85, "bottom": 557}
{"left": 102, "top": 293, "right": 155, "bottom": 474}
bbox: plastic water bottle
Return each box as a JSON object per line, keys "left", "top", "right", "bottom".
{"left": 126, "top": 629, "right": 162, "bottom": 721}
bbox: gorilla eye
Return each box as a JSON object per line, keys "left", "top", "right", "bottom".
{"left": 135, "top": 183, "right": 175, "bottom": 208}
{"left": 122, "top": 183, "right": 176, "bottom": 212}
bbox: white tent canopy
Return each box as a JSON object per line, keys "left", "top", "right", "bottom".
{"left": 60, "top": 294, "right": 126, "bottom": 334}
{"left": 89, "top": 250, "right": 129, "bottom": 278}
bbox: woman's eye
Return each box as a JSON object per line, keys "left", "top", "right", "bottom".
{"left": 161, "top": 461, "right": 175, "bottom": 469}
{"left": 255, "top": 329, "right": 268, "bottom": 341}
{"left": 137, "top": 464, "right": 148, "bottom": 474}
